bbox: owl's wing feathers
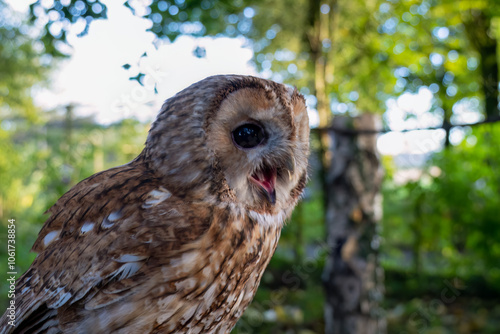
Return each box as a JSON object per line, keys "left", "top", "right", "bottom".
{"left": 11, "top": 159, "right": 211, "bottom": 332}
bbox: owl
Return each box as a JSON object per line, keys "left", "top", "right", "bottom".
{"left": 0, "top": 75, "right": 309, "bottom": 333}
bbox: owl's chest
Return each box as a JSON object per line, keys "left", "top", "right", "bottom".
{"left": 153, "top": 210, "right": 281, "bottom": 333}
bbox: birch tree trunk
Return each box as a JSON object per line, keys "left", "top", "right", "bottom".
{"left": 322, "top": 114, "right": 386, "bottom": 334}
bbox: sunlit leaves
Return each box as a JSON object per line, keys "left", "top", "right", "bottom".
{"left": 382, "top": 123, "right": 500, "bottom": 284}
{"left": 29, "top": 0, "right": 108, "bottom": 56}
{"left": 379, "top": 0, "right": 500, "bottom": 127}
{"left": 0, "top": 1, "right": 49, "bottom": 120}
{"left": 122, "top": 0, "right": 252, "bottom": 41}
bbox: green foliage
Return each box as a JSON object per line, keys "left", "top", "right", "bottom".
{"left": 379, "top": 124, "right": 500, "bottom": 333}
{"left": 0, "top": 1, "right": 50, "bottom": 119}
{"left": 0, "top": 3, "right": 50, "bottom": 310}
{"left": 28, "top": 0, "right": 108, "bottom": 57}
{"left": 382, "top": 123, "right": 500, "bottom": 284}
{"left": 0, "top": 111, "right": 148, "bottom": 308}
{"left": 385, "top": 295, "right": 500, "bottom": 333}
{"left": 429, "top": 125, "right": 500, "bottom": 281}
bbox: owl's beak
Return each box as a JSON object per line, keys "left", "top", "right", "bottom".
{"left": 250, "top": 166, "right": 277, "bottom": 205}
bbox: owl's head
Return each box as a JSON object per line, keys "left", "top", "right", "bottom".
{"left": 145, "top": 75, "right": 309, "bottom": 217}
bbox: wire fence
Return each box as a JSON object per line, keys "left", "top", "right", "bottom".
{"left": 312, "top": 115, "right": 500, "bottom": 135}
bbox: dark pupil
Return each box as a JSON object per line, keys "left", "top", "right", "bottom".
{"left": 233, "top": 124, "right": 265, "bottom": 148}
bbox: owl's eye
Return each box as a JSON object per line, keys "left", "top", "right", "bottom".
{"left": 232, "top": 124, "right": 266, "bottom": 149}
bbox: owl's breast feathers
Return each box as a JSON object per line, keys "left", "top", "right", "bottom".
{"left": 1, "top": 157, "right": 282, "bottom": 334}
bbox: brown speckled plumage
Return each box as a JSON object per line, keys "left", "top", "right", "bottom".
{"left": 0, "top": 75, "right": 310, "bottom": 334}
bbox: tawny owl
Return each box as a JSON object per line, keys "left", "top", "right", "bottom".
{"left": 0, "top": 75, "right": 309, "bottom": 333}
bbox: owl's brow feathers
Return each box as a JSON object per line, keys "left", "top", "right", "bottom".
{"left": 203, "top": 76, "right": 295, "bottom": 131}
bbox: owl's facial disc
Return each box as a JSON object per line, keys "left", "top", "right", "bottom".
{"left": 204, "top": 81, "right": 308, "bottom": 214}
{"left": 250, "top": 165, "right": 277, "bottom": 204}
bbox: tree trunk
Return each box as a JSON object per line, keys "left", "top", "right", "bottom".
{"left": 305, "top": 0, "right": 336, "bottom": 209}
{"left": 322, "top": 114, "right": 386, "bottom": 334}
{"left": 479, "top": 41, "right": 499, "bottom": 120}
{"left": 463, "top": 10, "right": 499, "bottom": 120}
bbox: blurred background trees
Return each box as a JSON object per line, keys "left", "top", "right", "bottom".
{"left": 1, "top": 0, "right": 500, "bottom": 333}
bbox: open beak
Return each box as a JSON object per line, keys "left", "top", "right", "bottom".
{"left": 250, "top": 166, "right": 277, "bottom": 205}
{"left": 250, "top": 153, "right": 296, "bottom": 205}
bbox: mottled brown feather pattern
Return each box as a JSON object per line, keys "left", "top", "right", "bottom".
{"left": 0, "top": 75, "right": 309, "bottom": 334}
